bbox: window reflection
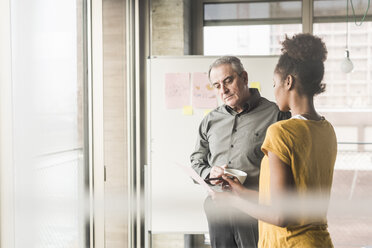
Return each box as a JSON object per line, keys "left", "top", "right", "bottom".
{"left": 10, "top": 0, "right": 88, "bottom": 247}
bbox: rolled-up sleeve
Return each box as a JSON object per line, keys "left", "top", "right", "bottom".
{"left": 190, "top": 119, "right": 211, "bottom": 180}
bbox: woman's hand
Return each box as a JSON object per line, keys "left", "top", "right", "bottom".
{"left": 221, "top": 175, "right": 246, "bottom": 196}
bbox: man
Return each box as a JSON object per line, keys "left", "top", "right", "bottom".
{"left": 190, "top": 56, "right": 290, "bottom": 248}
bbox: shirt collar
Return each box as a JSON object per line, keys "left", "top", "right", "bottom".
{"left": 224, "top": 88, "right": 261, "bottom": 115}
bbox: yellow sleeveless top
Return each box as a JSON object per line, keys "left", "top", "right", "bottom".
{"left": 258, "top": 118, "right": 337, "bottom": 248}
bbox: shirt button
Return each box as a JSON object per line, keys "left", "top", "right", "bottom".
{"left": 231, "top": 144, "right": 234, "bottom": 148}
{"left": 234, "top": 129, "right": 237, "bottom": 132}
{"left": 228, "top": 161, "right": 231, "bottom": 164}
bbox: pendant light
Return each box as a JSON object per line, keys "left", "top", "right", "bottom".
{"left": 340, "top": 0, "right": 371, "bottom": 73}
{"left": 340, "top": 0, "right": 353, "bottom": 73}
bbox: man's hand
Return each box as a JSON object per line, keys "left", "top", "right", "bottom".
{"left": 209, "top": 165, "right": 227, "bottom": 185}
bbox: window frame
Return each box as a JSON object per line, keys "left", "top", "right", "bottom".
{"left": 193, "top": 0, "right": 372, "bottom": 55}
{"left": 192, "top": 0, "right": 313, "bottom": 55}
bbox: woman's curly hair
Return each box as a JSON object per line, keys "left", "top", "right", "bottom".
{"left": 275, "top": 33, "right": 328, "bottom": 96}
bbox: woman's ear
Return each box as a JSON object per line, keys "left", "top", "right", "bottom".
{"left": 285, "top": 75, "right": 294, "bottom": 90}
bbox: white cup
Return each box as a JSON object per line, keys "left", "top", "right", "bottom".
{"left": 224, "top": 168, "right": 247, "bottom": 184}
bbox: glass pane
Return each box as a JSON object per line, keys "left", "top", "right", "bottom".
{"left": 314, "top": 0, "right": 372, "bottom": 18}
{"left": 10, "top": 0, "right": 88, "bottom": 247}
{"left": 204, "top": 1, "right": 302, "bottom": 21}
{"left": 203, "top": 24, "right": 302, "bottom": 56}
{"left": 313, "top": 22, "right": 372, "bottom": 110}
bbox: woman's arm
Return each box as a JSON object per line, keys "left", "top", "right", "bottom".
{"left": 221, "top": 176, "right": 259, "bottom": 200}
{"left": 213, "top": 151, "right": 295, "bottom": 227}
{"left": 267, "top": 150, "right": 295, "bottom": 227}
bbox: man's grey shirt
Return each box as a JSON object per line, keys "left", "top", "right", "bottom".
{"left": 190, "top": 89, "right": 289, "bottom": 190}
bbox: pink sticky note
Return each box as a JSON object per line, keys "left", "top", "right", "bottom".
{"left": 164, "top": 73, "right": 190, "bottom": 109}
{"left": 192, "top": 72, "right": 217, "bottom": 109}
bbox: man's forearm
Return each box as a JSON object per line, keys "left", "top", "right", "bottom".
{"left": 191, "top": 162, "right": 211, "bottom": 179}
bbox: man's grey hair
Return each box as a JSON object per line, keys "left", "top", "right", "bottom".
{"left": 208, "top": 56, "right": 245, "bottom": 80}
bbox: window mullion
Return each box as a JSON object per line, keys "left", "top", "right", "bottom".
{"left": 302, "top": 0, "right": 313, "bottom": 33}
{"left": 204, "top": 18, "right": 302, "bottom": 27}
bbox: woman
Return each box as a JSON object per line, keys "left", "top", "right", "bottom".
{"left": 213, "top": 33, "right": 337, "bottom": 247}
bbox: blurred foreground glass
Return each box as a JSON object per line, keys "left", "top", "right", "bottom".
{"left": 10, "top": 0, "right": 89, "bottom": 247}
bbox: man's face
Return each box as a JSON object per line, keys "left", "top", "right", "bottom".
{"left": 210, "top": 64, "right": 248, "bottom": 112}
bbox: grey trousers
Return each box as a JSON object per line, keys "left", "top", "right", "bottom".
{"left": 204, "top": 196, "right": 258, "bottom": 248}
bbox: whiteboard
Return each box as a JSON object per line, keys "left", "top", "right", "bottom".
{"left": 147, "top": 56, "right": 279, "bottom": 233}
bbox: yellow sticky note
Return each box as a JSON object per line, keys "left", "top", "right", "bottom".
{"left": 204, "top": 109, "right": 212, "bottom": 116}
{"left": 183, "top": 106, "right": 193, "bottom": 115}
{"left": 250, "top": 82, "right": 261, "bottom": 91}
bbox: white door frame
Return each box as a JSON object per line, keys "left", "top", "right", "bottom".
{"left": 90, "top": 0, "right": 105, "bottom": 247}
{"left": 0, "top": 0, "right": 15, "bottom": 247}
